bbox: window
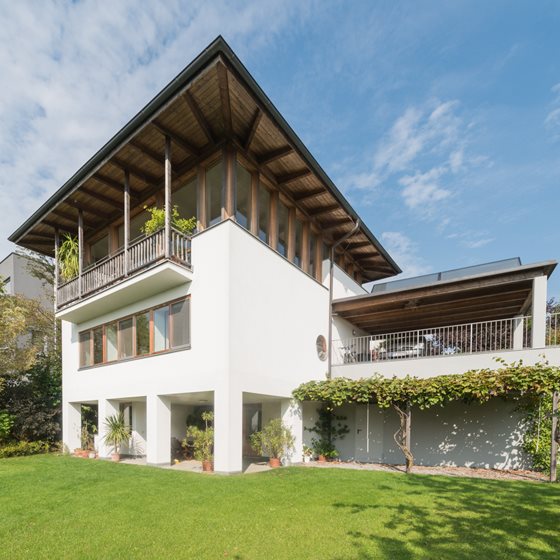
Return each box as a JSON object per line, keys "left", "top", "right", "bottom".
{"left": 79, "top": 332, "right": 92, "bottom": 367}
{"left": 118, "top": 210, "right": 150, "bottom": 247}
{"left": 258, "top": 184, "right": 270, "bottom": 242}
{"left": 206, "top": 160, "right": 223, "bottom": 226}
{"left": 93, "top": 327, "right": 103, "bottom": 365}
{"left": 174, "top": 177, "right": 197, "bottom": 229}
{"left": 171, "top": 299, "right": 190, "bottom": 348}
{"left": 78, "top": 297, "right": 190, "bottom": 368}
{"left": 106, "top": 323, "right": 118, "bottom": 362}
{"left": 236, "top": 163, "right": 252, "bottom": 230}
{"left": 118, "top": 318, "right": 133, "bottom": 360}
{"left": 277, "top": 201, "right": 289, "bottom": 257}
{"left": 153, "top": 306, "right": 170, "bottom": 352}
{"left": 90, "top": 235, "right": 109, "bottom": 264}
{"left": 135, "top": 312, "right": 150, "bottom": 356}
{"left": 294, "top": 218, "right": 303, "bottom": 267}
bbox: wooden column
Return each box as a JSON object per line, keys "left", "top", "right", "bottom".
{"left": 287, "top": 207, "right": 296, "bottom": 262}
{"left": 197, "top": 165, "right": 207, "bottom": 231}
{"left": 78, "top": 210, "right": 84, "bottom": 297}
{"left": 54, "top": 228, "right": 59, "bottom": 311}
{"left": 315, "top": 236, "right": 323, "bottom": 282}
{"left": 552, "top": 391, "right": 559, "bottom": 483}
{"left": 269, "top": 190, "right": 279, "bottom": 251}
{"left": 164, "top": 135, "right": 172, "bottom": 258}
{"left": 250, "top": 172, "right": 259, "bottom": 236}
{"left": 302, "top": 222, "right": 310, "bottom": 273}
{"left": 223, "top": 147, "right": 235, "bottom": 219}
{"left": 123, "top": 170, "right": 130, "bottom": 276}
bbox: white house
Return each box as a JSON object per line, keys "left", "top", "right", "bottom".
{"left": 9, "top": 37, "right": 559, "bottom": 472}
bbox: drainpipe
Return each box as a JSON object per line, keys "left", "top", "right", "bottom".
{"left": 328, "top": 219, "right": 360, "bottom": 379}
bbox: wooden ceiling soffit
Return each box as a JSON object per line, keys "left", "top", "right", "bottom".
{"left": 277, "top": 168, "right": 312, "bottom": 186}
{"left": 111, "top": 157, "right": 160, "bottom": 185}
{"left": 216, "top": 61, "right": 233, "bottom": 138}
{"left": 79, "top": 186, "right": 123, "bottom": 211}
{"left": 93, "top": 172, "right": 141, "bottom": 200}
{"left": 64, "top": 199, "right": 111, "bottom": 220}
{"left": 128, "top": 140, "right": 164, "bottom": 169}
{"left": 345, "top": 240, "right": 371, "bottom": 250}
{"left": 152, "top": 120, "right": 200, "bottom": 156}
{"left": 321, "top": 219, "right": 354, "bottom": 234}
{"left": 294, "top": 188, "right": 326, "bottom": 203}
{"left": 308, "top": 204, "right": 340, "bottom": 218}
{"left": 257, "top": 146, "right": 293, "bottom": 166}
{"left": 182, "top": 90, "right": 216, "bottom": 144}
{"left": 244, "top": 108, "right": 262, "bottom": 151}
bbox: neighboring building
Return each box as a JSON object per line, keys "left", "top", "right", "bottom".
{"left": 0, "top": 251, "right": 52, "bottom": 308}
{"left": 8, "top": 37, "right": 559, "bottom": 472}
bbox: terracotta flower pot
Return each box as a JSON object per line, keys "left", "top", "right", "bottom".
{"left": 202, "top": 460, "right": 213, "bottom": 472}
{"left": 269, "top": 457, "right": 281, "bottom": 468}
{"left": 318, "top": 455, "right": 327, "bottom": 463}
{"left": 111, "top": 453, "right": 120, "bottom": 462}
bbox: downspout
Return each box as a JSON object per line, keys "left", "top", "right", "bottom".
{"left": 328, "top": 219, "right": 360, "bottom": 379}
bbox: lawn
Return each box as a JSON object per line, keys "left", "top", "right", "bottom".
{"left": 0, "top": 456, "right": 559, "bottom": 559}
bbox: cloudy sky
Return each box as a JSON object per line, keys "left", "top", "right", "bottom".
{"left": 1, "top": 1, "right": 559, "bottom": 296}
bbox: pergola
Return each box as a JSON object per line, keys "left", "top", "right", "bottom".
{"left": 9, "top": 36, "right": 399, "bottom": 285}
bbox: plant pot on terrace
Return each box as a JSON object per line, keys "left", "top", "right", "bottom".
{"left": 102, "top": 412, "right": 131, "bottom": 464}
{"left": 202, "top": 460, "right": 213, "bottom": 472}
{"left": 185, "top": 411, "right": 214, "bottom": 473}
{"left": 250, "top": 418, "right": 295, "bottom": 469}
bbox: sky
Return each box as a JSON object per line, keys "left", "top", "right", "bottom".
{"left": 1, "top": 1, "right": 559, "bottom": 296}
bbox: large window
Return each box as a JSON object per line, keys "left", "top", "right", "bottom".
{"left": 206, "top": 161, "right": 223, "bottom": 226}
{"left": 277, "top": 201, "right": 289, "bottom": 257}
{"left": 235, "top": 163, "right": 252, "bottom": 230}
{"left": 118, "top": 209, "right": 150, "bottom": 247}
{"left": 174, "top": 177, "right": 197, "bottom": 228}
{"left": 258, "top": 184, "right": 270, "bottom": 242}
{"left": 90, "top": 235, "right": 109, "bottom": 265}
{"left": 78, "top": 297, "right": 190, "bottom": 368}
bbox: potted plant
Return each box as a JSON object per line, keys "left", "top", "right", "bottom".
{"left": 250, "top": 418, "right": 295, "bottom": 468}
{"left": 142, "top": 205, "right": 197, "bottom": 236}
{"left": 306, "top": 406, "right": 349, "bottom": 463}
{"left": 185, "top": 411, "right": 214, "bottom": 472}
{"left": 102, "top": 412, "right": 131, "bottom": 462}
{"left": 302, "top": 444, "right": 313, "bottom": 463}
{"left": 58, "top": 233, "right": 79, "bottom": 282}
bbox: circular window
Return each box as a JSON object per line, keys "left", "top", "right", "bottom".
{"left": 316, "top": 335, "right": 327, "bottom": 361}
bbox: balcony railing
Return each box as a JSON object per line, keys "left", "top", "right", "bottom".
{"left": 57, "top": 228, "right": 191, "bottom": 309}
{"left": 334, "top": 314, "right": 560, "bottom": 366}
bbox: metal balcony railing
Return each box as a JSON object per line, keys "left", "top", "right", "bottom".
{"left": 57, "top": 228, "right": 191, "bottom": 308}
{"left": 334, "top": 313, "right": 560, "bottom": 366}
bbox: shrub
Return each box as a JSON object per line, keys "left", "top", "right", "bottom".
{"left": 185, "top": 411, "right": 214, "bottom": 462}
{"left": 250, "top": 418, "right": 295, "bottom": 459}
{"left": 141, "top": 205, "right": 196, "bottom": 236}
{"left": 0, "top": 411, "right": 14, "bottom": 442}
{"left": 0, "top": 440, "right": 50, "bottom": 458}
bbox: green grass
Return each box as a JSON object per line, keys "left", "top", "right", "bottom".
{"left": 1, "top": 455, "right": 559, "bottom": 559}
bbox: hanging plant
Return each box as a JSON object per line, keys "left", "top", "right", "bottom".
{"left": 58, "top": 233, "right": 79, "bottom": 282}
{"left": 141, "top": 205, "right": 196, "bottom": 236}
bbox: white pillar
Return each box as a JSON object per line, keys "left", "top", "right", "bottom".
{"left": 146, "top": 395, "right": 171, "bottom": 466}
{"left": 281, "top": 399, "right": 303, "bottom": 464}
{"left": 531, "top": 275, "right": 547, "bottom": 348}
{"left": 513, "top": 316, "right": 525, "bottom": 350}
{"left": 214, "top": 390, "right": 243, "bottom": 473}
{"left": 62, "top": 402, "right": 82, "bottom": 454}
{"left": 98, "top": 399, "right": 120, "bottom": 458}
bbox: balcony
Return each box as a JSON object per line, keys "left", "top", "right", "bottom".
{"left": 57, "top": 228, "right": 191, "bottom": 310}
{"left": 333, "top": 313, "right": 560, "bottom": 366}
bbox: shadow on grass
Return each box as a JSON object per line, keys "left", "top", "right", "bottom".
{"left": 331, "top": 475, "right": 560, "bottom": 560}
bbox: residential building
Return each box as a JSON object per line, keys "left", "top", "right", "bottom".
{"left": 9, "top": 37, "right": 559, "bottom": 472}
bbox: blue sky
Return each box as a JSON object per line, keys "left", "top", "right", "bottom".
{"left": 1, "top": 1, "right": 559, "bottom": 296}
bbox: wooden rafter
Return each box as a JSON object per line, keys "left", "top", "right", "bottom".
{"left": 244, "top": 108, "right": 262, "bottom": 151}
{"left": 111, "top": 157, "right": 160, "bottom": 185}
{"left": 64, "top": 199, "right": 109, "bottom": 220}
{"left": 321, "top": 219, "right": 353, "bottom": 234}
{"left": 277, "top": 168, "right": 312, "bottom": 185}
{"left": 183, "top": 90, "right": 215, "bottom": 144}
{"left": 216, "top": 61, "right": 233, "bottom": 137}
{"left": 80, "top": 186, "right": 123, "bottom": 211}
{"left": 152, "top": 120, "right": 199, "bottom": 156}
{"left": 293, "top": 187, "right": 325, "bottom": 203}
{"left": 308, "top": 204, "right": 339, "bottom": 217}
{"left": 129, "top": 140, "right": 164, "bottom": 168}
{"left": 258, "top": 146, "right": 293, "bottom": 166}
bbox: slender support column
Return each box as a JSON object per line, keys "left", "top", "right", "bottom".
{"left": 269, "top": 191, "right": 279, "bottom": 251}
{"left": 62, "top": 402, "right": 81, "bottom": 454}
{"left": 98, "top": 399, "right": 120, "bottom": 458}
{"left": 315, "top": 235, "right": 323, "bottom": 282}
{"left": 551, "top": 391, "right": 559, "bottom": 483}
{"left": 213, "top": 390, "right": 243, "bottom": 473}
{"left": 531, "top": 275, "right": 547, "bottom": 348}
{"left": 78, "top": 210, "right": 84, "bottom": 297}
{"left": 223, "top": 146, "right": 235, "bottom": 219}
{"left": 164, "top": 135, "right": 172, "bottom": 259}
{"left": 281, "top": 399, "right": 303, "bottom": 464}
{"left": 123, "top": 170, "right": 130, "bottom": 276}
{"left": 301, "top": 222, "right": 310, "bottom": 273}
{"left": 54, "top": 228, "right": 59, "bottom": 312}
{"left": 146, "top": 395, "right": 171, "bottom": 466}
{"left": 513, "top": 316, "right": 525, "bottom": 350}
{"left": 197, "top": 165, "right": 207, "bottom": 231}
{"left": 250, "top": 172, "right": 259, "bottom": 236}
{"left": 287, "top": 207, "right": 296, "bottom": 262}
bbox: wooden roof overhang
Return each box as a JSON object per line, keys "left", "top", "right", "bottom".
{"left": 9, "top": 36, "right": 400, "bottom": 282}
{"left": 332, "top": 261, "right": 557, "bottom": 335}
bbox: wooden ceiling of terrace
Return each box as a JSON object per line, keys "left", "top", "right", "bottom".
{"left": 16, "top": 56, "right": 396, "bottom": 281}
{"left": 332, "top": 265, "right": 553, "bottom": 335}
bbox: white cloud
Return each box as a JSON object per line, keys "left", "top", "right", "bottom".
{"left": 0, "top": 1, "right": 311, "bottom": 256}
{"left": 399, "top": 167, "right": 450, "bottom": 213}
{"left": 379, "top": 231, "right": 432, "bottom": 279}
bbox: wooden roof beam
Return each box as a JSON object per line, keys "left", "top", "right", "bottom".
{"left": 321, "top": 219, "right": 354, "bottom": 234}
{"left": 128, "top": 140, "right": 164, "bottom": 169}
{"left": 308, "top": 204, "right": 340, "bottom": 218}
{"left": 216, "top": 61, "right": 233, "bottom": 138}
{"left": 277, "top": 168, "right": 312, "bottom": 185}
{"left": 152, "top": 121, "right": 200, "bottom": 156}
{"left": 258, "top": 146, "right": 293, "bottom": 166}
{"left": 293, "top": 188, "right": 325, "bottom": 203}
{"left": 244, "top": 108, "right": 262, "bottom": 151}
{"left": 111, "top": 156, "right": 161, "bottom": 185}
{"left": 93, "top": 172, "right": 142, "bottom": 200}
{"left": 80, "top": 187, "right": 123, "bottom": 211}
{"left": 182, "top": 90, "right": 215, "bottom": 144}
